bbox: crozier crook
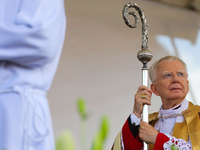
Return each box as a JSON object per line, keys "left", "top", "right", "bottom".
{"left": 122, "top": 2, "right": 153, "bottom": 150}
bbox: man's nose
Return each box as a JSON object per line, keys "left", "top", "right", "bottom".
{"left": 172, "top": 74, "right": 179, "bottom": 82}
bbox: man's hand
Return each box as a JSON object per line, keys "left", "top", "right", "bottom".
{"left": 133, "top": 85, "right": 152, "bottom": 118}
{"left": 139, "top": 121, "right": 158, "bottom": 144}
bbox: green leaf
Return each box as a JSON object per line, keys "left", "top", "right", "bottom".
{"left": 92, "top": 132, "right": 103, "bottom": 150}
{"left": 76, "top": 98, "right": 87, "bottom": 119}
{"left": 100, "top": 115, "right": 110, "bottom": 141}
{"left": 56, "top": 130, "right": 76, "bottom": 150}
{"left": 91, "top": 115, "right": 110, "bottom": 150}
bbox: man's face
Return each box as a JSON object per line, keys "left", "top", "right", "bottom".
{"left": 151, "top": 60, "right": 189, "bottom": 104}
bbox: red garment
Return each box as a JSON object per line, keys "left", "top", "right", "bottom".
{"left": 122, "top": 119, "right": 143, "bottom": 149}
{"left": 120, "top": 118, "right": 170, "bottom": 150}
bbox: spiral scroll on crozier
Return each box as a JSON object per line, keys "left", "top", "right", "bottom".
{"left": 122, "top": 2, "right": 149, "bottom": 50}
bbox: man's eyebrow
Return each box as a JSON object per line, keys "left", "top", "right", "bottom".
{"left": 162, "top": 71, "right": 171, "bottom": 75}
{"left": 161, "top": 70, "right": 185, "bottom": 74}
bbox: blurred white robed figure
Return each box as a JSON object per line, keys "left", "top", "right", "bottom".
{"left": 0, "top": 0, "right": 66, "bottom": 149}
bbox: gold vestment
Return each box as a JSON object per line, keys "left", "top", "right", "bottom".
{"left": 112, "top": 102, "right": 200, "bottom": 150}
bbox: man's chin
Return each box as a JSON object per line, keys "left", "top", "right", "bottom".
{"left": 168, "top": 95, "right": 185, "bottom": 101}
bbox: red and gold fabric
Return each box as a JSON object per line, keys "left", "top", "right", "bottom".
{"left": 111, "top": 102, "right": 200, "bottom": 150}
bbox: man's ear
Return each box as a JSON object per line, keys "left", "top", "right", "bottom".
{"left": 150, "top": 83, "right": 160, "bottom": 96}
{"left": 187, "top": 80, "right": 189, "bottom": 94}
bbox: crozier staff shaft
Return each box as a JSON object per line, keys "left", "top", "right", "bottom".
{"left": 122, "top": 2, "right": 153, "bottom": 150}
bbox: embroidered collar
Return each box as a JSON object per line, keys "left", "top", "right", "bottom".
{"left": 158, "top": 99, "right": 189, "bottom": 123}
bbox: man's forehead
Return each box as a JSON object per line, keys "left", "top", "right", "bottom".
{"left": 158, "top": 60, "right": 184, "bottom": 67}
{"left": 156, "top": 60, "right": 186, "bottom": 72}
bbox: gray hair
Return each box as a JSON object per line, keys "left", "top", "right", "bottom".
{"left": 149, "top": 56, "right": 187, "bottom": 83}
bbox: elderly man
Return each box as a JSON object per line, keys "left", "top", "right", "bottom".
{"left": 111, "top": 56, "right": 200, "bottom": 150}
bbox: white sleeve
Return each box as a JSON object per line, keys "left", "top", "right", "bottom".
{"left": 0, "top": 0, "right": 66, "bottom": 68}
{"left": 130, "top": 112, "right": 141, "bottom": 125}
{"left": 163, "top": 134, "right": 192, "bottom": 150}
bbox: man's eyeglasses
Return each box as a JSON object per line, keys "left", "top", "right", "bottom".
{"left": 154, "top": 71, "right": 188, "bottom": 83}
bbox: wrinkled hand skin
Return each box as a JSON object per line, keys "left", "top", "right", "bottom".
{"left": 133, "top": 85, "right": 152, "bottom": 118}
{"left": 139, "top": 121, "right": 158, "bottom": 144}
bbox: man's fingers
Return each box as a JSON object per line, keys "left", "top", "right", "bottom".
{"left": 133, "top": 85, "right": 152, "bottom": 118}
{"left": 137, "top": 85, "right": 149, "bottom": 91}
{"left": 139, "top": 121, "right": 158, "bottom": 144}
{"left": 135, "top": 92, "right": 151, "bottom": 106}
{"left": 137, "top": 86, "right": 152, "bottom": 98}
